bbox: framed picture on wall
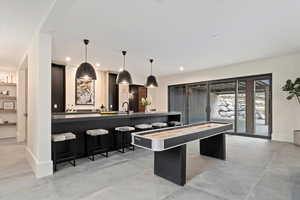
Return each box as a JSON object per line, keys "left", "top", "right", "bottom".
{"left": 3, "top": 101, "right": 15, "bottom": 110}
{"left": 75, "top": 78, "right": 95, "bottom": 105}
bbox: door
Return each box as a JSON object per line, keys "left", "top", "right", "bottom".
{"left": 209, "top": 81, "right": 236, "bottom": 131}
{"left": 51, "top": 64, "right": 66, "bottom": 112}
{"left": 236, "top": 77, "right": 272, "bottom": 138}
{"left": 187, "top": 83, "right": 208, "bottom": 123}
{"left": 254, "top": 79, "right": 272, "bottom": 137}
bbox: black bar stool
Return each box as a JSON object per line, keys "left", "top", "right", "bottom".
{"left": 152, "top": 122, "right": 168, "bottom": 129}
{"left": 115, "top": 126, "right": 135, "bottom": 153}
{"left": 52, "top": 132, "right": 77, "bottom": 172}
{"left": 135, "top": 124, "right": 153, "bottom": 131}
{"left": 168, "top": 121, "right": 183, "bottom": 127}
{"left": 86, "top": 129, "right": 110, "bottom": 161}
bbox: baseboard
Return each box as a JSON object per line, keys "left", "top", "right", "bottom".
{"left": 16, "top": 131, "right": 26, "bottom": 143}
{"left": 25, "top": 147, "right": 53, "bottom": 178}
{"left": 272, "top": 132, "right": 293, "bottom": 143}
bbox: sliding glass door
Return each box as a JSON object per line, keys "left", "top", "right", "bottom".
{"left": 236, "top": 80, "right": 246, "bottom": 133}
{"left": 168, "top": 74, "right": 272, "bottom": 139}
{"left": 209, "top": 81, "right": 236, "bottom": 131}
{"left": 236, "top": 78, "right": 272, "bottom": 137}
{"left": 254, "top": 79, "right": 271, "bottom": 137}
{"left": 187, "top": 84, "right": 208, "bottom": 123}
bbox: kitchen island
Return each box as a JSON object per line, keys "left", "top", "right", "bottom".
{"left": 52, "top": 112, "right": 181, "bottom": 157}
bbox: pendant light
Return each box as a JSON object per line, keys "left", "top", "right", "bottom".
{"left": 76, "top": 39, "right": 97, "bottom": 80}
{"left": 116, "top": 50, "right": 133, "bottom": 84}
{"left": 145, "top": 59, "right": 158, "bottom": 88}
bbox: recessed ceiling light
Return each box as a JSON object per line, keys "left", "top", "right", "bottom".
{"left": 119, "top": 68, "right": 123, "bottom": 72}
{"left": 65, "top": 57, "right": 71, "bottom": 62}
{"left": 212, "top": 34, "right": 220, "bottom": 39}
{"left": 96, "top": 63, "right": 101, "bottom": 67}
{"left": 179, "top": 66, "right": 184, "bottom": 71}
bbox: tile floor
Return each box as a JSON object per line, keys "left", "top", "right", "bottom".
{"left": 1, "top": 135, "right": 300, "bottom": 200}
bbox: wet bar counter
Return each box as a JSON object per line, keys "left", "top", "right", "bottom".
{"left": 52, "top": 112, "right": 181, "bottom": 157}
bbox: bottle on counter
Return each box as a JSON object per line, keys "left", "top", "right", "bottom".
{"left": 100, "top": 104, "right": 106, "bottom": 112}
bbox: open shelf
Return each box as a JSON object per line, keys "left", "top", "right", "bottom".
{"left": 0, "top": 123, "right": 17, "bottom": 126}
{"left": 0, "top": 96, "right": 16, "bottom": 100}
{"left": 0, "top": 83, "right": 16, "bottom": 86}
{"left": 0, "top": 109, "right": 16, "bottom": 113}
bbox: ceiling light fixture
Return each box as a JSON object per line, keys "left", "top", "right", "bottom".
{"left": 145, "top": 59, "right": 158, "bottom": 88}
{"left": 96, "top": 63, "right": 101, "bottom": 67}
{"left": 179, "top": 66, "right": 184, "bottom": 71}
{"left": 76, "top": 39, "right": 97, "bottom": 80}
{"left": 116, "top": 50, "right": 132, "bottom": 84}
{"left": 65, "top": 57, "right": 71, "bottom": 62}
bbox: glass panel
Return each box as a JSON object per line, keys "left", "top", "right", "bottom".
{"left": 169, "top": 85, "right": 187, "bottom": 124}
{"left": 187, "top": 84, "right": 208, "bottom": 123}
{"left": 237, "top": 80, "right": 246, "bottom": 133}
{"left": 210, "top": 82, "right": 235, "bottom": 131}
{"left": 254, "top": 79, "right": 271, "bottom": 137}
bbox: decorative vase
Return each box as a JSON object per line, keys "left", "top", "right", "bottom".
{"left": 145, "top": 105, "right": 150, "bottom": 113}
{"left": 294, "top": 130, "right": 300, "bottom": 146}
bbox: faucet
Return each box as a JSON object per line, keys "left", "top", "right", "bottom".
{"left": 122, "top": 101, "right": 130, "bottom": 114}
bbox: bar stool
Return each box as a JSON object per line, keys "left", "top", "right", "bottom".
{"left": 52, "top": 132, "right": 77, "bottom": 172}
{"left": 115, "top": 126, "right": 135, "bottom": 153}
{"left": 135, "top": 124, "right": 152, "bottom": 131}
{"left": 152, "top": 122, "right": 168, "bottom": 129}
{"left": 168, "top": 121, "right": 182, "bottom": 127}
{"left": 86, "top": 129, "right": 110, "bottom": 161}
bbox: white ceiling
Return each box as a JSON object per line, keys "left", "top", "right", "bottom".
{"left": 0, "top": 0, "right": 54, "bottom": 68}
{"left": 4, "top": 0, "right": 300, "bottom": 75}
{"left": 48, "top": 0, "right": 300, "bottom": 76}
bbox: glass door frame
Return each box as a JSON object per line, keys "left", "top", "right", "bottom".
{"left": 168, "top": 73, "right": 272, "bottom": 140}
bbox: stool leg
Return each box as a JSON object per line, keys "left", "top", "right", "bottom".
{"left": 99, "top": 135, "right": 108, "bottom": 158}
{"left": 73, "top": 138, "right": 77, "bottom": 166}
{"left": 70, "top": 139, "right": 76, "bottom": 167}
{"left": 87, "top": 135, "right": 95, "bottom": 161}
{"left": 117, "top": 131, "right": 125, "bottom": 153}
{"left": 91, "top": 137, "right": 95, "bottom": 161}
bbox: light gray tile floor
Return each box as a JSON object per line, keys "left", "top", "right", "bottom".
{"left": 1, "top": 135, "right": 300, "bottom": 200}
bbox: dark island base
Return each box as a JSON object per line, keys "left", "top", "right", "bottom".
{"left": 52, "top": 113, "right": 181, "bottom": 158}
{"left": 153, "top": 133, "right": 226, "bottom": 186}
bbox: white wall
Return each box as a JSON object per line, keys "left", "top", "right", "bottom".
{"left": 149, "top": 53, "right": 300, "bottom": 143}
{"left": 25, "top": 32, "right": 52, "bottom": 178}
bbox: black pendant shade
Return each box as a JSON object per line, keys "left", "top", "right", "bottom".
{"left": 146, "top": 59, "right": 158, "bottom": 88}
{"left": 116, "top": 51, "right": 133, "bottom": 84}
{"left": 76, "top": 39, "right": 97, "bottom": 80}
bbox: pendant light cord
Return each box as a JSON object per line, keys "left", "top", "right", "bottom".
{"left": 123, "top": 54, "right": 126, "bottom": 70}
{"left": 85, "top": 45, "right": 87, "bottom": 62}
{"left": 150, "top": 59, "right": 154, "bottom": 75}
{"left": 122, "top": 51, "right": 127, "bottom": 70}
